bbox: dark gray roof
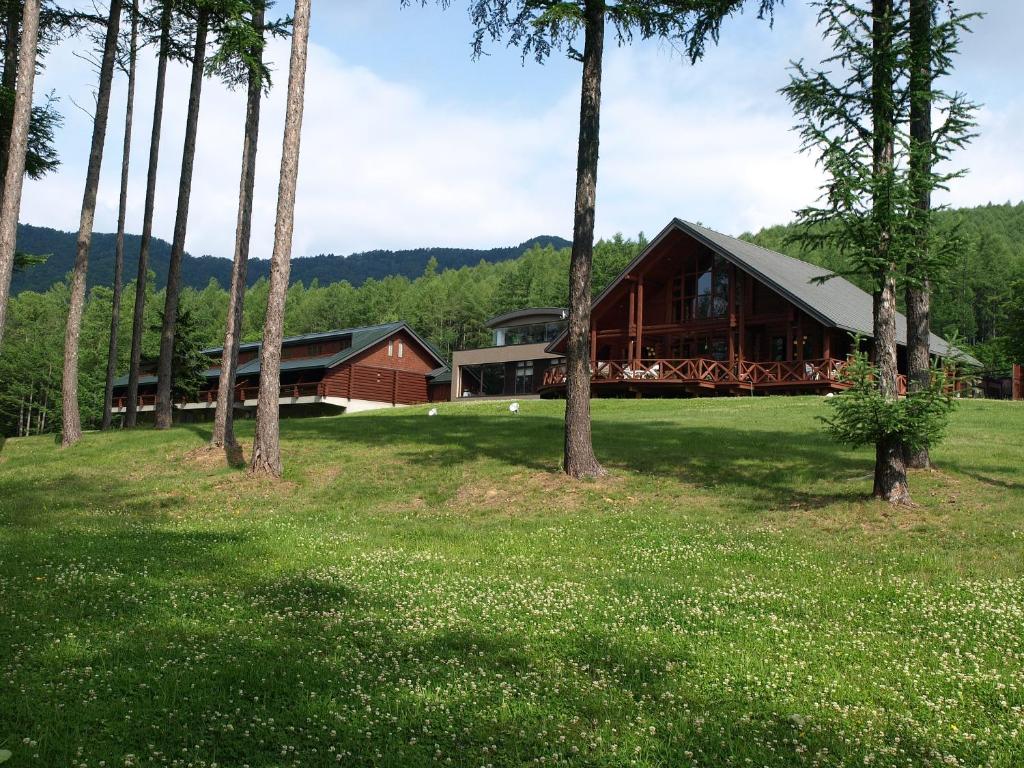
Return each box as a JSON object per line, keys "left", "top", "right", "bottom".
{"left": 112, "top": 367, "right": 219, "bottom": 388}
{"left": 547, "top": 218, "right": 979, "bottom": 366}
{"left": 485, "top": 307, "right": 567, "bottom": 329}
{"left": 428, "top": 366, "right": 452, "bottom": 383}
{"left": 116, "top": 322, "right": 447, "bottom": 388}
{"left": 675, "top": 220, "right": 979, "bottom": 366}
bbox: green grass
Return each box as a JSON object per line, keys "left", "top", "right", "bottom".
{"left": 1, "top": 397, "right": 1023, "bottom": 767}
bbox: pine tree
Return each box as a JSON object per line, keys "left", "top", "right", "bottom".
{"left": 249, "top": 0, "right": 311, "bottom": 478}
{"left": 433, "top": 0, "right": 777, "bottom": 478}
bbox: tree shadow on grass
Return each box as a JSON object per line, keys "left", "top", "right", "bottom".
{"left": 5, "top": 548, "right": 947, "bottom": 767}
{"left": 282, "top": 411, "right": 869, "bottom": 512}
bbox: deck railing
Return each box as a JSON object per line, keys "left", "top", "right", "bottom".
{"left": 541, "top": 357, "right": 909, "bottom": 394}
{"left": 113, "top": 382, "right": 327, "bottom": 411}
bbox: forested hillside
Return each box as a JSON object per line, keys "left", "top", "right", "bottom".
{"left": 743, "top": 202, "right": 1024, "bottom": 360}
{"left": 3, "top": 201, "right": 1022, "bottom": 437}
{"left": 10, "top": 223, "right": 571, "bottom": 294}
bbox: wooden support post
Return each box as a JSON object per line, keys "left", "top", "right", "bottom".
{"left": 795, "top": 313, "right": 804, "bottom": 362}
{"left": 590, "top": 328, "right": 597, "bottom": 365}
{"left": 636, "top": 277, "right": 645, "bottom": 365}
{"left": 1013, "top": 363, "right": 1023, "bottom": 401}
{"left": 737, "top": 271, "right": 746, "bottom": 364}
{"left": 823, "top": 330, "right": 832, "bottom": 361}
{"left": 786, "top": 307, "right": 795, "bottom": 362}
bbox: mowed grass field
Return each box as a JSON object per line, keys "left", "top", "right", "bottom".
{"left": 1, "top": 397, "right": 1023, "bottom": 768}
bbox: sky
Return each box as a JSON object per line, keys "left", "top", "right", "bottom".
{"left": 19, "top": 0, "right": 1024, "bottom": 262}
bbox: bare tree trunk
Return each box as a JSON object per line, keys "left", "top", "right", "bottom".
{"left": 37, "top": 379, "right": 47, "bottom": 434}
{"left": 0, "top": 1, "right": 21, "bottom": 208}
{"left": 102, "top": 0, "right": 138, "bottom": 432}
{"left": 904, "top": 0, "right": 933, "bottom": 470}
{"left": 154, "top": 10, "right": 208, "bottom": 430}
{"left": 126, "top": 3, "right": 171, "bottom": 427}
{"left": 16, "top": 394, "right": 23, "bottom": 436}
{"left": 563, "top": 0, "right": 605, "bottom": 479}
{"left": 0, "top": 0, "right": 38, "bottom": 348}
{"left": 250, "top": 0, "right": 311, "bottom": 479}
{"left": 870, "top": 0, "right": 909, "bottom": 504}
{"left": 61, "top": 0, "right": 123, "bottom": 448}
{"left": 212, "top": 4, "right": 265, "bottom": 451}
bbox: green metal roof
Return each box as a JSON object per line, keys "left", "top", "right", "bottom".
{"left": 112, "top": 367, "right": 220, "bottom": 388}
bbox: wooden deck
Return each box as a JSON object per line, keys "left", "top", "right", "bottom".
{"left": 539, "top": 357, "right": 909, "bottom": 396}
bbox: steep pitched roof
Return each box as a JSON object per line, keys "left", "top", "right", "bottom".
{"left": 549, "top": 218, "right": 979, "bottom": 366}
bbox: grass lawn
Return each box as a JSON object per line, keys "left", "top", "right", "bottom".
{"left": 1, "top": 396, "right": 1023, "bottom": 767}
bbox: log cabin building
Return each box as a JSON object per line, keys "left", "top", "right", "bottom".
{"left": 539, "top": 218, "right": 978, "bottom": 397}
{"left": 111, "top": 321, "right": 450, "bottom": 421}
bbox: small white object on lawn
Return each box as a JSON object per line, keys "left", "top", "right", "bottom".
{"left": 428, "top": 408, "right": 438, "bottom": 416}
{"left": 509, "top": 402, "right": 520, "bottom": 415}
{"left": 825, "top": 392, "right": 835, "bottom": 398}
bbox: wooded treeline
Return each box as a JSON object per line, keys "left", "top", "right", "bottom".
{"left": 0, "top": 234, "right": 643, "bottom": 436}
{"left": 4, "top": 196, "right": 1023, "bottom": 440}
{"left": 8, "top": 223, "right": 572, "bottom": 294}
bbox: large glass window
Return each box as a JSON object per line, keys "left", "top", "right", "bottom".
{"left": 460, "top": 363, "right": 506, "bottom": 397}
{"left": 493, "top": 320, "right": 567, "bottom": 346}
{"left": 669, "top": 252, "right": 729, "bottom": 322}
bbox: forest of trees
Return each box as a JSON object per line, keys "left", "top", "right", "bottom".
{"left": 3, "top": 198, "right": 1023, "bottom": 439}
{"left": 9, "top": 223, "right": 572, "bottom": 294}
{"left": 0, "top": 233, "right": 644, "bottom": 437}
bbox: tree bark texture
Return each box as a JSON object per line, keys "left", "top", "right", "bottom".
{"left": 0, "top": 0, "right": 37, "bottom": 348}
{"left": 904, "top": 0, "right": 933, "bottom": 470}
{"left": 0, "top": 1, "right": 21, "bottom": 208}
{"left": 250, "top": 0, "right": 311, "bottom": 478}
{"left": 125, "top": 4, "right": 171, "bottom": 427}
{"left": 211, "top": 5, "right": 265, "bottom": 450}
{"left": 103, "top": 0, "right": 138, "bottom": 431}
{"left": 562, "top": 0, "right": 606, "bottom": 480}
{"left": 870, "top": 0, "right": 909, "bottom": 503}
{"left": 155, "top": 10, "right": 209, "bottom": 429}
{"left": 61, "top": 0, "right": 123, "bottom": 447}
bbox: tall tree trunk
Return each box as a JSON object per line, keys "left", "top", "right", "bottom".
{"left": 211, "top": 4, "right": 265, "bottom": 451}
{"left": 0, "top": 1, "right": 21, "bottom": 208}
{"left": 0, "top": 0, "right": 38, "bottom": 348}
{"left": 563, "top": 0, "right": 605, "bottom": 479}
{"left": 60, "top": 0, "right": 123, "bottom": 447}
{"left": 870, "top": 0, "right": 909, "bottom": 504}
{"left": 904, "top": 0, "right": 933, "bottom": 470}
{"left": 154, "top": 10, "right": 208, "bottom": 430}
{"left": 250, "top": 0, "right": 311, "bottom": 478}
{"left": 125, "top": 3, "right": 171, "bottom": 427}
{"left": 102, "top": 0, "right": 138, "bottom": 431}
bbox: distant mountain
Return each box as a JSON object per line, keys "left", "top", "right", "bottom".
{"left": 10, "top": 223, "right": 572, "bottom": 295}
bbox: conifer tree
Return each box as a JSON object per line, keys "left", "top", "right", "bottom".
{"left": 433, "top": 0, "right": 776, "bottom": 478}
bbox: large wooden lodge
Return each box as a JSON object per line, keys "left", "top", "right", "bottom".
{"left": 528, "top": 218, "right": 978, "bottom": 398}
{"left": 113, "top": 218, "right": 983, "bottom": 419}
{"left": 112, "top": 321, "right": 450, "bottom": 419}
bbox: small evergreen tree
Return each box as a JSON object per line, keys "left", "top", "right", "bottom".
{"left": 823, "top": 340, "right": 957, "bottom": 468}
{"left": 152, "top": 305, "right": 207, "bottom": 405}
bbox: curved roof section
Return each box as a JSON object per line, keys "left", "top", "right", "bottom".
{"left": 485, "top": 307, "right": 567, "bottom": 329}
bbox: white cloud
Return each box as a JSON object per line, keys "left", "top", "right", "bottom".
{"left": 17, "top": 0, "right": 1022, "bottom": 265}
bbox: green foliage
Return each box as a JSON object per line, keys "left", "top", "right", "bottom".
{"left": 780, "top": 0, "right": 976, "bottom": 290}
{"left": 457, "top": 0, "right": 777, "bottom": 64}
{"left": 1006, "top": 280, "right": 1024, "bottom": 365}
{"left": 822, "top": 339, "right": 956, "bottom": 456}
{"left": 155, "top": 305, "right": 209, "bottom": 402}
{"left": 0, "top": 234, "right": 641, "bottom": 435}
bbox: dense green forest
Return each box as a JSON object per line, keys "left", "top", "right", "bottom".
{"left": 10, "top": 223, "right": 571, "bottom": 294}
{"left": 3, "top": 201, "right": 1022, "bottom": 437}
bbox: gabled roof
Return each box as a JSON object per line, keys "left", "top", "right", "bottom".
{"left": 548, "top": 218, "right": 980, "bottom": 366}
{"left": 115, "top": 322, "right": 448, "bottom": 388}
{"left": 427, "top": 366, "right": 452, "bottom": 384}
{"left": 112, "top": 367, "right": 219, "bottom": 389}
{"left": 231, "top": 321, "right": 447, "bottom": 377}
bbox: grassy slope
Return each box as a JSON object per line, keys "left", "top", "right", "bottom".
{"left": 1, "top": 397, "right": 1022, "bottom": 767}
